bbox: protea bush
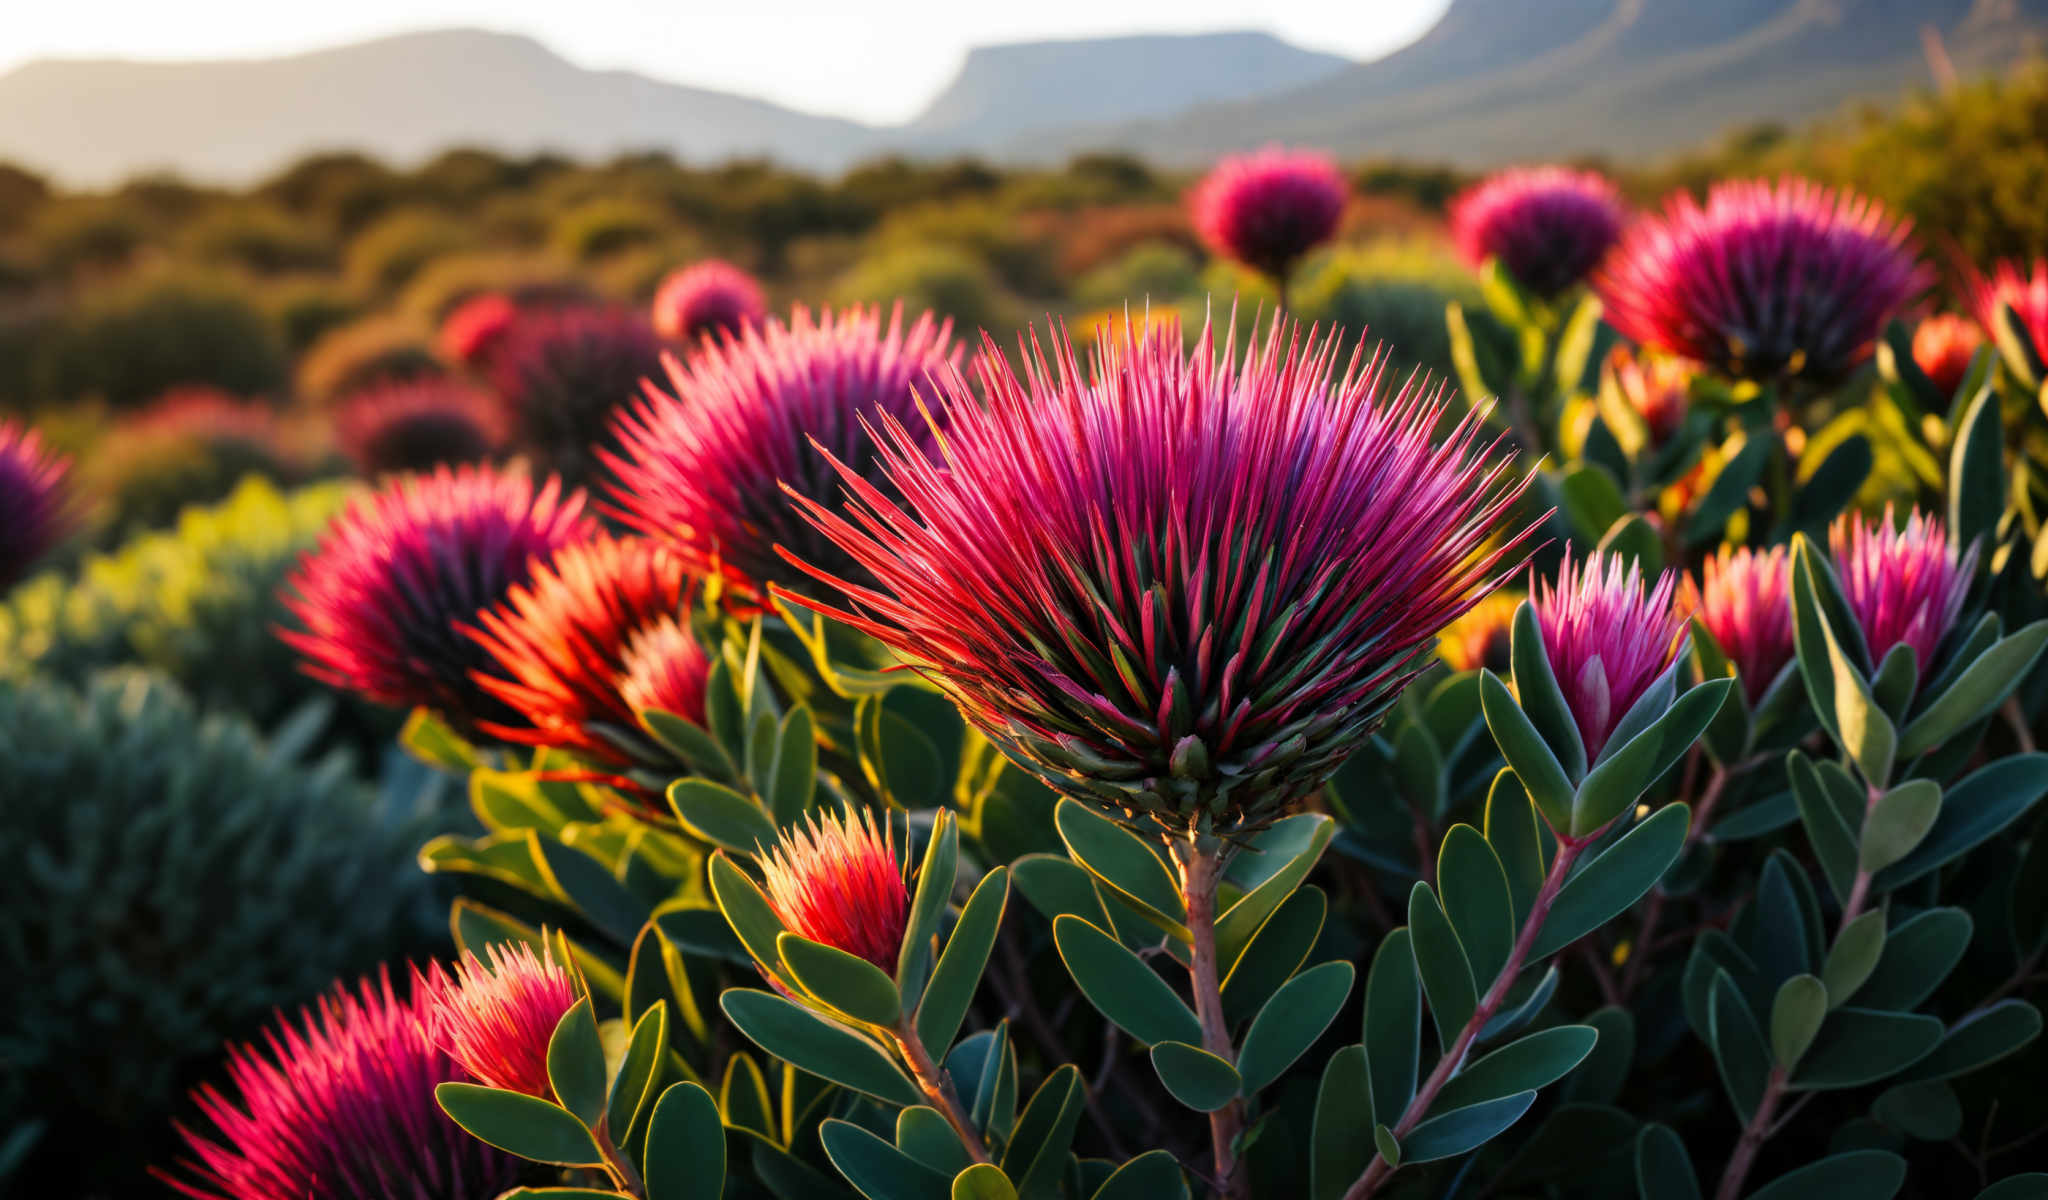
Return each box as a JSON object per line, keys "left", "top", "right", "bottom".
{"left": 1450, "top": 165, "right": 1625, "bottom": 299}
{"left": 490, "top": 306, "right": 665, "bottom": 486}
{"left": 333, "top": 377, "right": 509, "bottom": 477}
{"left": 651, "top": 259, "right": 766, "bottom": 344}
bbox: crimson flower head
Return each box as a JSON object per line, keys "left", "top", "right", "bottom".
{"left": 1912, "top": 313, "right": 1983, "bottom": 396}
{"left": 1533, "top": 550, "right": 1687, "bottom": 759}
{"left": 1829, "top": 507, "right": 1975, "bottom": 677}
{"left": 466, "top": 534, "right": 709, "bottom": 768}
{"left": 759, "top": 808, "right": 909, "bottom": 974}
{"left": 1596, "top": 178, "right": 1930, "bottom": 384}
{"left": 1680, "top": 545, "right": 1793, "bottom": 704}
{"left": 652, "top": 259, "right": 767, "bottom": 344}
{"left": 0, "top": 420, "right": 72, "bottom": 590}
{"left": 439, "top": 293, "right": 522, "bottom": 369}
{"left": 604, "top": 303, "right": 958, "bottom": 607}
{"left": 279, "top": 464, "right": 596, "bottom": 732}
{"left": 1968, "top": 257, "right": 2048, "bottom": 364}
{"left": 335, "top": 378, "right": 509, "bottom": 477}
{"left": 158, "top": 968, "right": 520, "bottom": 1200}
{"left": 1189, "top": 148, "right": 1348, "bottom": 280}
{"left": 422, "top": 942, "right": 579, "bottom": 1100}
{"left": 491, "top": 307, "right": 666, "bottom": 486}
{"left": 784, "top": 314, "right": 1534, "bottom": 834}
{"left": 1451, "top": 166, "right": 1626, "bottom": 299}
{"left": 1604, "top": 347, "right": 1692, "bottom": 445}
{"left": 1440, "top": 590, "right": 1521, "bottom": 674}
{"left": 618, "top": 618, "right": 713, "bottom": 719}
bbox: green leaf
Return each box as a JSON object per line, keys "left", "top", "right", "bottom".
{"left": 671, "top": 779, "right": 778, "bottom": 857}
{"left": 1400, "top": 1090, "right": 1538, "bottom": 1163}
{"left": 1222, "top": 885, "right": 1325, "bottom": 1027}
{"left": 709, "top": 853, "right": 794, "bottom": 989}
{"left": 896, "top": 1108, "right": 970, "bottom": 1177}
{"left": 1787, "top": 432, "right": 1873, "bottom": 542}
{"left": 644, "top": 1082, "right": 724, "bottom": 1200}
{"left": 950, "top": 1164, "right": 1015, "bottom": 1200}
{"left": 542, "top": 998, "right": 608, "bottom": 1129}
{"left": 1574, "top": 680, "right": 1731, "bottom": 836}
{"left": 1484, "top": 771, "right": 1547, "bottom": 926}
{"left": 1788, "top": 752, "right": 1861, "bottom": 905}
{"left": 1877, "top": 754, "right": 2048, "bottom": 888}
{"left": 1237, "top": 961, "right": 1354, "bottom": 1094}
{"left": 1480, "top": 670, "right": 1576, "bottom": 832}
{"left": 1977, "top": 1175, "right": 2048, "bottom": 1200}
{"left": 1409, "top": 882, "right": 1477, "bottom": 1054}
{"left": 1708, "top": 972, "right": 1772, "bottom": 1118}
{"left": 641, "top": 707, "right": 738, "bottom": 782}
{"left": 917, "top": 866, "right": 1008, "bottom": 1053}
{"left": 1088, "top": 1150, "right": 1187, "bottom": 1200}
{"left": 528, "top": 835, "right": 650, "bottom": 950}
{"left": 1872, "top": 1079, "right": 1962, "bottom": 1141}
{"left": 1313, "top": 1046, "right": 1374, "bottom": 1200}
{"left": 720, "top": 1054, "right": 772, "bottom": 1140}
{"left": 1149, "top": 1041, "right": 1241, "bottom": 1112}
{"left": 1859, "top": 780, "right": 1941, "bottom": 873}
{"left": 900, "top": 812, "right": 960, "bottom": 997}
{"left": 1902, "top": 623, "right": 2048, "bottom": 758}
{"left": 1432, "top": 1025, "right": 1599, "bottom": 1114}
{"left": 1948, "top": 376, "right": 2006, "bottom": 555}
{"left": 401, "top": 707, "right": 483, "bottom": 772}
{"left": 1791, "top": 1008, "right": 1945, "bottom": 1089}
{"left": 1439, "top": 824, "right": 1516, "bottom": 988}
{"left": 1529, "top": 803, "right": 1691, "bottom": 960}
{"left": 821, "top": 1118, "right": 952, "bottom": 1200}
{"left": 607, "top": 1001, "right": 667, "bottom": 1144}
{"left": 1055, "top": 799, "right": 1186, "bottom": 932}
{"left": 1052, "top": 915, "right": 1201, "bottom": 1047}
{"left": 1374, "top": 1124, "right": 1402, "bottom": 1169}
{"left": 1634, "top": 1124, "right": 1701, "bottom": 1200}
{"left": 1363, "top": 927, "right": 1421, "bottom": 1123}
{"left": 719, "top": 989, "right": 922, "bottom": 1107}
{"left": 779, "top": 932, "right": 902, "bottom": 1026}
{"left": 1000, "top": 1065, "right": 1086, "bottom": 1200}
{"left": 1685, "top": 432, "right": 1772, "bottom": 547}
{"left": 1771, "top": 975, "right": 1828, "bottom": 1070}
{"left": 434, "top": 1082, "right": 603, "bottom": 1166}
{"left": 1507, "top": 602, "right": 1585, "bottom": 784}
{"left": 1897, "top": 1001, "right": 2043, "bottom": 1083}
{"left": 1215, "top": 814, "right": 1336, "bottom": 974}
{"left": 1858, "top": 908, "right": 1972, "bottom": 1010}
{"left": 1822, "top": 911, "right": 1886, "bottom": 1010}
{"left": 1560, "top": 1007, "right": 1634, "bottom": 1105}
{"left": 1746, "top": 1151, "right": 1905, "bottom": 1200}
{"left": 1560, "top": 465, "right": 1630, "bottom": 560}
{"left": 1791, "top": 539, "right": 1890, "bottom": 780}
{"left": 1393, "top": 722, "right": 1447, "bottom": 819}
{"left": 768, "top": 706, "right": 818, "bottom": 825}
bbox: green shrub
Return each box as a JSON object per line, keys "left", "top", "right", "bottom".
{"left": 835, "top": 244, "right": 1010, "bottom": 335}
{"left": 345, "top": 209, "right": 473, "bottom": 295}
{"left": 1074, "top": 239, "right": 1202, "bottom": 309}
{"left": 182, "top": 203, "right": 338, "bottom": 274}
{"left": 1292, "top": 239, "right": 1489, "bottom": 381}
{"left": 550, "top": 197, "right": 673, "bottom": 261}
{"left": 295, "top": 312, "right": 444, "bottom": 401}
{"left": 264, "top": 278, "right": 365, "bottom": 354}
{"left": 41, "top": 273, "right": 290, "bottom": 408}
{"left": 26, "top": 198, "right": 149, "bottom": 275}
{"left": 77, "top": 391, "right": 303, "bottom": 543}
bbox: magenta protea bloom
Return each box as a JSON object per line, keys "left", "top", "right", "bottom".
{"left": 335, "top": 378, "right": 509, "bottom": 477}
{"left": 652, "top": 259, "right": 767, "bottom": 345}
{"left": 438, "top": 293, "right": 521, "bottom": 369}
{"left": 1680, "top": 545, "right": 1793, "bottom": 704}
{"left": 0, "top": 420, "right": 72, "bottom": 590}
{"left": 278, "top": 464, "right": 596, "bottom": 731}
{"left": 760, "top": 808, "right": 909, "bottom": 975}
{"left": 421, "top": 942, "right": 579, "bottom": 1100}
{"left": 783, "top": 314, "right": 1534, "bottom": 832}
{"left": 1968, "top": 257, "right": 2048, "bottom": 362}
{"left": 603, "top": 303, "right": 957, "bottom": 607}
{"left": 1595, "top": 178, "right": 1930, "bottom": 384}
{"left": 1533, "top": 550, "right": 1687, "bottom": 759}
{"left": 1451, "top": 166, "right": 1626, "bottom": 299}
{"left": 491, "top": 307, "right": 666, "bottom": 486}
{"left": 1829, "top": 507, "right": 1975, "bottom": 676}
{"left": 1189, "top": 148, "right": 1348, "bottom": 280}
{"left": 157, "top": 968, "right": 520, "bottom": 1200}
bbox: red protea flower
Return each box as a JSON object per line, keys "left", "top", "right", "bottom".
{"left": 782, "top": 313, "right": 1535, "bottom": 833}
{"left": 278, "top": 464, "right": 596, "bottom": 731}
{"left": 618, "top": 617, "right": 713, "bottom": 719}
{"left": 0, "top": 419, "right": 72, "bottom": 590}
{"left": 1967, "top": 257, "right": 2048, "bottom": 362}
{"left": 491, "top": 307, "right": 666, "bottom": 486}
{"left": 421, "top": 942, "right": 579, "bottom": 1100}
{"left": 1829, "top": 507, "right": 1975, "bottom": 676}
{"left": 652, "top": 259, "right": 767, "bottom": 344}
{"left": 759, "top": 808, "right": 909, "bottom": 974}
{"left": 1439, "top": 590, "right": 1521, "bottom": 674}
{"left": 439, "top": 293, "right": 521, "bottom": 369}
{"left": 1189, "top": 148, "right": 1348, "bottom": 280}
{"left": 335, "top": 378, "right": 510, "bottom": 477}
{"left": 1604, "top": 347, "right": 1692, "bottom": 445}
{"left": 1451, "top": 166, "right": 1626, "bottom": 299}
{"left": 465, "top": 534, "right": 709, "bottom": 765}
{"left": 1911, "top": 313, "right": 1983, "bottom": 396}
{"left": 1595, "top": 178, "right": 1930, "bottom": 384}
{"left": 1680, "top": 545, "right": 1793, "bottom": 704}
{"left": 604, "top": 303, "right": 958, "bottom": 607}
{"left": 1533, "top": 550, "right": 1687, "bottom": 759}
{"left": 157, "top": 968, "right": 520, "bottom": 1200}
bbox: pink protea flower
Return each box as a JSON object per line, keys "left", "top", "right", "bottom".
{"left": 439, "top": 293, "right": 521, "bottom": 369}
{"left": 1679, "top": 545, "right": 1793, "bottom": 704}
{"left": 491, "top": 307, "right": 666, "bottom": 486}
{"left": 278, "top": 464, "right": 596, "bottom": 732}
{"left": 603, "top": 303, "right": 958, "bottom": 608}
{"left": 421, "top": 942, "right": 579, "bottom": 1100}
{"left": 1532, "top": 550, "right": 1687, "bottom": 759}
{"left": 1189, "top": 148, "right": 1348, "bottom": 280}
{"left": 1450, "top": 166, "right": 1626, "bottom": 299}
{"left": 652, "top": 259, "right": 767, "bottom": 344}
{"left": 157, "top": 968, "right": 520, "bottom": 1200}
{"left": 759, "top": 808, "right": 909, "bottom": 974}
{"left": 0, "top": 419, "right": 72, "bottom": 589}
{"left": 1829, "top": 507, "right": 1975, "bottom": 676}
{"left": 1967, "top": 257, "right": 2048, "bottom": 362}
{"left": 335, "top": 378, "right": 510, "bottom": 477}
{"left": 1595, "top": 178, "right": 1930, "bottom": 384}
{"left": 1911, "top": 313, "right": 1983, "bottom": 396}
{"left": 1603, "top": 347, "right": 1693, "bottom": 446}
{"left": 465, "top": 534, "right": 709, "bottom": 768}
{"left": 781, "top": 313, "right": 1535, "bottom": 832}
{"left": 1439, "top": 590, "right": 1521, "bottom": 674}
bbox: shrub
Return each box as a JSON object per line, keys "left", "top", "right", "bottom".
{"left": 295, "top": 313, "right": 444, "bottom": 402}
{"left": 77, "top": 389, "right": 300, "bottom": 542}
{"left": 550, "top": 197, "right": 673, "bottom": 261}
{"left": 41, "top": 273, "right": 290, "bottom": 409}
{"left": 1293, "top": 238, "right": 1490, "bottom": 379}
{"left": 344, "top": 209, "right": 473, "bottom": 295}
{"left": 834, "top": 244, "right": 1009, "bottom": 335}
{"left": 26, "top": 198, "right": 149, "bottom": 275}
{"left": 396, "top": 249, "right": 592, "bottom": 326}
{"left": 182, "top": 204, "right": 338, "bottom": 274}
{"left": 263, "top": 278, "right": 365, "bottom": 354}
{"left": 1074, "top": 239, "right": 1202, "bottom": 309}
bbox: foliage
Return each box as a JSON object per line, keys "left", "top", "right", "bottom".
{"left": 834, "top": 244, "right": 1010, "bottom": 337}
{"left": 38, "top": 272, "right": 291, "bottom": 409}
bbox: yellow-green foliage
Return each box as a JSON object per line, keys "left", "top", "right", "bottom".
{"left": 345, "top": 208, "right": 475, "bottom": 294}
{"left": 836, "top": 243, "right": 1011, "bottom": 335}
{"left": 1292, "top": 238, "right": 1488, "bottom": 381}
{"left": 40, "top": 272, "right": 291, "bottom": 409}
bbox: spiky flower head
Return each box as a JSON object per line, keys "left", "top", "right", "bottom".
{"left": 1189, "top": 148, "right": 1348, "bottom": 280}
{"left": 1912, "top": 313, "right": 1983, "bottom": 396}
{"left": 1828, "top": 507, "right": 1975, "bottom": 677}
{"left": 278, "top": 464, "right": 596, "bottom": 731}
{"left": 157, "top": 968, "right": 521, "bottom": 1200}
{"left": 759, "top": 808, "right": 909, "bottom": 974}
{"left": 1967, "top": 257, "right": 2048, "bottom": 363}
{"left": 421, "top": 942, "right": 579, "bottom": 1100}
{"left": 652, "top": 259, "right": 767, "bottom": 344}
{"left": 1680, "top": 545, "right": 1792, "bottom": 704}
{"left": 1595, "top": 178, "right": 1929, "bottom": 384}
{"left": 1533, "top": 550, "right": 1687, "bottom": 759}
{"left": 1450, "top": 166, "right": 1625, "bottom": 299}
{"left": 491, "top": 307, "right": 666, "bottom": 486}
{"left": 618, "top": 617, "right": 714, "bottom": 719}
{"left": 784, "top": 314, "right": 1534, "bottom": 834}
{"left": 438, "top": 292, "right": 521, "bottom": 369}
{"left": 466, "top": 534, "right": 709, "bottom": 767}
{"left": 0, "top": 419, "right": 72, "bottom": 590}
{"left": 1440, "top": 589, "right": 1521, "bottom": 674}
{"left": 604, "top": 303, "right": 958, "bottom": 607}
{"left": 335, "top": 378, "right": 509, "bottom": 477}
{"left": 1604, "top": 346, "right": 1692, "bottom": 445}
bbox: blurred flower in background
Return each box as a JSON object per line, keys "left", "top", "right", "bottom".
{"left": 1189, "top": 147, "right": 1348, "bottom": 287}
{"left": 334, "top": 377, "right": 509, "bottom": 477}
{"left": 651, "top": 259, "right": 767, "bottom": 344}
{"left": 490, "top": 306, "right": 665, "bottom": 487}
{"left": 1910, "top": 312, "right": 1983, "bottom": 396}
{"left": 1450, "top": 165, "right": 1625, "bottom": 299}
{"left": 0, "top": 419, "right": 72, "bottom": 590}
{"left": 437, "top": 291, "right": 522, "bottom": 369}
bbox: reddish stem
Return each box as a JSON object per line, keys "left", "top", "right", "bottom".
{"left": 1177, "top": 843, "right": 1248, "bottom": 1200}
{"left": 895, "top": 1018, "right": 993, "bottom": 1165}
{"left": 1714, "top": 1067, "right": 1787, "bottom": 1200}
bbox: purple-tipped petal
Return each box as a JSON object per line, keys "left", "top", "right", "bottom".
{"left": 1534, "top": 550, "right": 1687, "bottom": 758}
{"left": 1829, "top": 506, "right": 1974, "bottom": 679}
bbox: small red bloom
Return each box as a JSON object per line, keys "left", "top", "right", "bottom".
{"left": 652, "top": 260, "right": 767, "bottom": 344}
{"left": 1189, "top": 148, "right": 1348, "bottom": 279}
{"left": 1680, "top": 545, "right": 1793, "bottom": 704}
{"left": 618, "top": 616, "right": 714, "bottom": 720}
{"left": 335, "top": 378, "right": 509, "bottom": 477}
{"left": 422, "top": 942, "right": 579, "bottom": 1101}
{"left": 759, "top": 808, "right": 909, "bottom": 975}
{"left": 1533, "top": 550, "right": 1687, "bottom": 758}
{"left": 1829, "top": 506, "right": 1975, "bottom": 677}
{"left": 1451, "top": 166, "right": 1625, "bottom": 299}
{"left": 1967, "top": 257, "right": 2048, "bottom": 363}
{"left": 1604, "top": 347, "right": 1692, "bottom": 445}
{"left": 1911, "top": 313, "right": 1983, "bottom": 396}
{"left": 439, "top": 293, "right": 521, "bottom": 369}
{"left": 0, "top": 419, "right": 72, "bottom": 589}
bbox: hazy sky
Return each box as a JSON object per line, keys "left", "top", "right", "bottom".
{"left": 4, "top": 1, "right": 1450, "bottom": 124}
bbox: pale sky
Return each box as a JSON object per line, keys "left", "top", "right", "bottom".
{"left": 1, "top": 0, "right": 1451, "bottom": 125}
